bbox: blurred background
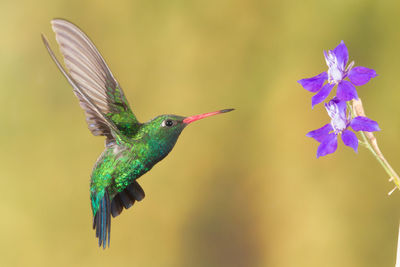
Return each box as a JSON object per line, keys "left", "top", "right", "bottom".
{"left": 1, "top": 0, "right": 400, "bottom": 266}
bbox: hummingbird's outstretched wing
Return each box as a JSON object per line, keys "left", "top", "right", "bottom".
{"left": 42, "top": 19, "right": 140, "bottom": 143}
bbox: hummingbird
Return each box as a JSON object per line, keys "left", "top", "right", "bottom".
{"left": 41, "top": 19, "right": 233, "bottom": 248}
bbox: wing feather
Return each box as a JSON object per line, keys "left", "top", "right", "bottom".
{"left": 41, "top": 34, "right": 120, "bottom": 140}
{"left": 43, "top": 19, "right": 140, "bottom": 140}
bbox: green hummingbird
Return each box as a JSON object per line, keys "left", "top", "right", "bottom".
{"left": 41, "top": 19, "right": 233, "bottom": 248}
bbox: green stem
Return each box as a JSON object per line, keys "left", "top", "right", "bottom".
{"left": 347, "top": 102, "right": 400, "bottom": 193}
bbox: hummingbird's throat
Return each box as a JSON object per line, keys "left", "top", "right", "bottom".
{"left": 183, "top": 109, "right": 234, "bottom": 124}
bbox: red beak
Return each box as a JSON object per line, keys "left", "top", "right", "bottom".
{"left": 183, "top": 108, "right": 234, "bottom": 124}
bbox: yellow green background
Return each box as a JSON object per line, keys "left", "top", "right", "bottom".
{"left": 1, "top": 0, "right": 400, "bottom": 266}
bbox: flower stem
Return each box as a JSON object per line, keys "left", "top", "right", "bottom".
{"left": 396, "top": 224, "right": 400, "bottom": 267}
{"left": 347, "top": 100, "right": 400, "bottom": 194}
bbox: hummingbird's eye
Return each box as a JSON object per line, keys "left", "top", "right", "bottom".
{"left": 162, "top": 119, "right": 176, "bottom": 127}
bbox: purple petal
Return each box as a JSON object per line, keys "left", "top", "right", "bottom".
{"left": 306, "top": 123, "right": 333, "bottom": 143}
{"left": 316, "top": 133, "right": 338, "bottom": 158}
{"left": 326, "top": 97, "right": 347, "bottom": 118}
{"left": 341, "top": 129, "right": 358, "bottom": 152}
{"left": 298, "top": 72, "right": 328, "bottom": 93}
{"left": 337, "top": 80, "right": 358, "bottom": 101}
{"left": 311, "top": 83, "right": 335, "bottom": 108}
{"left": 325, "top": 98, "right": 348, "bottom": 132}
{"left": 348, "top": 66, "right": 377, "bottom": 86}
{"left": 350, "top": 116, "right": 380, "bottom": 132}
{"left": 333, "top": 41, "right": 349, "bottom": 70}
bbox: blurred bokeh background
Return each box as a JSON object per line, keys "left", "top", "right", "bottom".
{"left": 1, "top": 0, "right": 400, "bottom": 266}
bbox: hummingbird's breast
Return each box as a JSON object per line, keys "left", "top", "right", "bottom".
{"left": 90, "top": 133, "right": 179, "bottom": 198}
{"left": 144, "top": 137, "right": 177, "bottom": 165}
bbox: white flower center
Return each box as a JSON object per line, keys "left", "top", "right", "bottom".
{"left": 325, "top": 51, "right": 344, "bottom": 84}
{"left": 326, "top": 102, "right": 347, "bottom": 133}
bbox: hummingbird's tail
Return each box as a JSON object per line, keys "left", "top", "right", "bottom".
{"left": 92, "top": 181, "right": 145, "bottom": 249}
{"left": 93, "top": 190, "right": 111, "bottom": 249}
{"left": 110, "top": 180, "right": 145, "bottom": 218}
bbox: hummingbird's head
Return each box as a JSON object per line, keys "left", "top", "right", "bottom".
{"left": 144, "top": 114, "right": 187, "bottom": 145}
{"left": 141, "top": 109, "right": 234, "bottom": 160}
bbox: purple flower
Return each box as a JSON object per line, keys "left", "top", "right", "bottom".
{"left": 307, "top": 97, "right": 380, "bottom": 158}
{"left": 298, "top": 41, "right": 377, "bottom": 108}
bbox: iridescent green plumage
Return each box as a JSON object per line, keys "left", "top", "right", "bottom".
{"left": 90, "top": 114, "right": 187, "bottom": 215}
{"left": 42, "top": 19, "right": 233, "bottom": 249}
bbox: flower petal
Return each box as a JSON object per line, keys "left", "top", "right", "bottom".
{"left": 336, "top": 98, "right": 347, "bottom": 117}
{"left": 348, "top": 66, "right": 378, "bottom": 86}
{"left": 297, "top": 72, "right": 328, "bottom": 93}
{"left": 325, "top": 97, "right": 347, "bottom": 118}
{"left": 350, "top": 116, "right": 380, "bottom": 132}
{"left": 311, "top": 83, "right": 335, "bottom": 108}
{"left": 341, "top": 129, "right": 358, "bottom": 152}
{"left": 337, "top": 80, "right": 358, "bottom": 101}
{"left": 306, "top": 123, "right": 333, "bottom": 143}
{"left": 325, "top": 97, "right": 348, "bottom": 132}
{"left": 317, "top": 133, "right": 337, "bottom": 158}
{"left": 333, "top": 40, "right": 349, "bottom": 70}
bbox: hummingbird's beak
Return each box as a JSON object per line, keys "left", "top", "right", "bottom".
{"left": 183, "top": 108, "right": 234, "bottom": 124}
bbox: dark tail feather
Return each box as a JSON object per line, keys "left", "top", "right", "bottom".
{"left": 110, "top": 180, "right": 145, "bottom": 218}
{"left": 111, "top": 194, "right": 123, "bottom": 217}
{"left": 119, "top": 190, "right": 135, "bottom": 209}
{"left": 127, "top": 181, "right": 145, "bottom": 201}
{"left": 93, "top": 190, "right": 111, "bottom": 249}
